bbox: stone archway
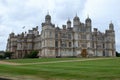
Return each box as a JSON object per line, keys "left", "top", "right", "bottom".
{"left": 81, "top": 49, "right": 87, "bottom": 57}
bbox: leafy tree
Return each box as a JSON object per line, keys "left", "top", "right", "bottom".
{"left": 27, "top": 50, "right": 39, "bottom": 58}
{"left": 4, "top": 52, "right": 13, "bottom": 59}
{"left": 116, "top": 51, "right": 120, "bottom": 57}
{"left": 0, "top": 55, "right": 4, "bottom": 59}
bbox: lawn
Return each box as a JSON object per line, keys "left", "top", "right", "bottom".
{"left": 0, "top": 57, "right": 120, "bottom": 80}
{"left": 4, "top": 58, "right": 81, "bottom": 63}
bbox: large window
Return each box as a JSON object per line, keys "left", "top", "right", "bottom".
{"left": 81, "top": 44, "right": 87, "bottom": 48}
{"left": 69, "top": 42, "right": 72, "bottom": 47}
{"left": 68, "top": 34, "right": 71, "bottom": 39}
{"left": 97, "top": 44, "right": 102, "bottom": 48}
{"left": 55, "top": 41, "right": 58, "bottom": 47}
{"left": 81, "top": 34, "right": 86, "bottom": 39}
{"left": 55, "top": 34, "right": 58, "bottom": 38}
{"left": 62, "top": 33, "right": 66, "bottom": 38}
{"left": 61, "top": 41, "right": 66, "bottom": 47}
{"left": 27, "top": 43, "right": 32, "bottom": 49}
{"left": 49, "top": 32, "right": 52, "bottom": 37}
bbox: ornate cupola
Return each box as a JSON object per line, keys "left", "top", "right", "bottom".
{"left": 85, "top": 16, "right": 91, "bottom": 23}
{"left": 45, "top": 13, "right": 51, "bottom": 24}
{"left": 85, "top": 15, "right": 92, "bottom": 32}
{"left": 73, "top": 14, "right": 80, "bottom": 21}
{"left": 109, "top": 21, "right": 114, "bottom": 30}
{"left": 67, "top": 19, "right": 71, "bottom": 28}
{"left": 85, "top": 15, "right": 92, "bottom": 27}
{"left": 73, "top": 14, "right": 80, "bottom": 26}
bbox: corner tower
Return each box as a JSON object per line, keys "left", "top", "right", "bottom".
{"left": 41, "top": 13, "right": 56, "bottom": 57}
{"left": 105, "top": 22, "right": 116, "bottom": 56}
{"left": 73, "top": 14, "right": 80, "bottom": 26}
{"left": 109, "top": 21, "right": 114, "bottom": 30}
{"left": 85, "top": 16, "right": 92, "bottom": 32}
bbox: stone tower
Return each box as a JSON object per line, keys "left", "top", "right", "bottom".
{"left": 85, "top": 16, "right": 92, "bottom": 32}
{"left": 73, "top": 15, "right": 80, "bottom": 56}
{"left": 41, "top": 13, "right": 56, "bottom": 57}
{"left": 105, "top": 22, "right": 116, "bottom": 56}
{"left": 85, "top": 16, "right": 93, "bottom": 56}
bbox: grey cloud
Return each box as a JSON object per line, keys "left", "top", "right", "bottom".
{"left": 54, "top": 0, "right": 86, "bottom": 20}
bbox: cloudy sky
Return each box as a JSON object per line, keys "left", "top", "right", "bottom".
{"left": 0, "top": 0, "right": 120, "bottom": 52}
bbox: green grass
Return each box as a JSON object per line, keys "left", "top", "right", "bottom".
{"left": 0, "top": 57, "right": 120, "bottom": 80}
{"left": 5, "top": 58, "right": 80, "bottom": 63}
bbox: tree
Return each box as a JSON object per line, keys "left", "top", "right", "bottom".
{"left": 0, "top": 55, "right": 4, "bottom": 59}
{"left": 4, "top": 52, "right": 13, "bottom": 59}
{"left": 116, "top": 51, "right": 120, "bottom": 57}
{"left": 26, "top": 50, "right": 39, "bottom": 58}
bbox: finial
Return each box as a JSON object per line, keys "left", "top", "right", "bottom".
{"left": 12, "top": 29, "right": 14, "bottom": 33}
{"left": 76, "top": 13, "right": 77, "bottom": 17}
{"left": 110, "top": 20, "right": 112, "bottom": 23}
{"left": 47, "top": 10, "right": 49, "bottom": 15}
{"left": 87, "top": 14, "right": 89, "bottom": 18}
{"left": 68, "top": 17, "right": 70, "bottom": 20}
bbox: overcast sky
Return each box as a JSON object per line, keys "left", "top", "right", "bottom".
{"left": 0, "top": 0, "right": 120, "bottom": 52}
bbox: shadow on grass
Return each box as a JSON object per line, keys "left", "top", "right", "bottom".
{"left": 0, "top": 78, "right": 12, "bottom": 80}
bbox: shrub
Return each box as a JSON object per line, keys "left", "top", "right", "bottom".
{"left": 26, "top": 50, "right": 39, "bottom": 58}
{"left": 4, "top": 52, "right": 13, "bottom": 59}
{"left": 116, "top": 51, "right": 120, "bottom": 57}
{"left": 0, "top": 55, "right": 4, "bottom": 59}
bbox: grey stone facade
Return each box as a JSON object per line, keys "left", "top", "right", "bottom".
{"left": 6, "top": 14, "right": 116, "bottom": 58}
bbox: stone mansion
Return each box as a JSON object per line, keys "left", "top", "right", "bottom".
{"left": 6, "top": 13, "right": 116, "bottom": 58}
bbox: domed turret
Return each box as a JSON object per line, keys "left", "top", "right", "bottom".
{"left": 67, "top": 19, "right": 71, "bottom": 24}
{"left": 85, "top": 16, "right": 91, "bottom": 23}
{"left": 73, "top": 14, "right": 80, "bottom": 26}
{"left": 67, "top": 19, "right": 71, "bottom": 28}
{"left": 10, "top": 32, "right": 15, "bottom": 38}
{"left": 109, "top": 22, "right": 114, "bottom": 27}
{"left": 45, "top": 14, "right": 51, "bottom": 20}
{"left": 73, "top": 15, "right": 80, "bottom": 21}
{"left": 109, "top": 21, "right": 114, "bottom": 30}
{"left": 85, "top": 15, "right": 92, "bottom": 32}
{"left": 85, "top": 16, "right": 92, "bottom": 26}
{"left": 45, "top": 13, "right": 51, "bottom": 24}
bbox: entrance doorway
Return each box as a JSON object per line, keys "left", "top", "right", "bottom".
{"left": 81, "top": 49, "right": 87, "bottom": 57}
